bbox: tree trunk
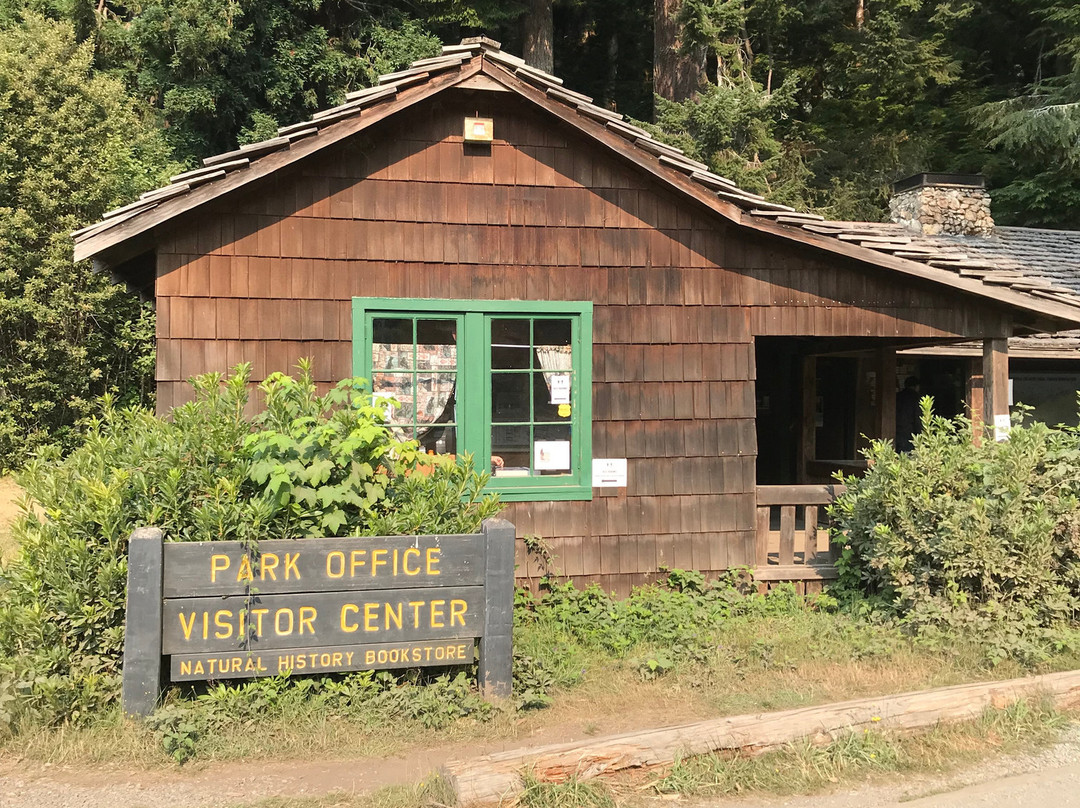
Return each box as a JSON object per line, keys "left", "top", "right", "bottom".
{"left": 653, "top": 0, "right": 706, "bottom": 116}
{"left": 855, "top": 0, "right": 865, "bottom": 29}
{"left": 522, "top": 0, "right": 554, "bottom": 73}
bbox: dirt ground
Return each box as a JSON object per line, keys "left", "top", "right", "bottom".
{"left": 0, "top": 476, "right": 22, "bottom": 562}
{"left": 2, "top": 715, "right": 1079, "bottom": 808}
{"left": 0, "top": 705, "right": 677, "bottom": 808}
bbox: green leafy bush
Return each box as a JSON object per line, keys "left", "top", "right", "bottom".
{"left": 515, "top": 570, "right": 833, "bottom": 666}
{"left": 0, "top": 364, "right": 500, "bottom": 733}
{"left": 830, "top": 400, "right": 1080, "bottom": 663}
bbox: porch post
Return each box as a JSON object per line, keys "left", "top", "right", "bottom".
{"left": 876, "top": 346, "right": 896, "bottom": 443}
{"left": 982, "top": 337, "right": 1009, "bottom": 440}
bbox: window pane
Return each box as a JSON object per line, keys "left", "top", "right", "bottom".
{"left": 535, "top": 319, "right": 573, "bottom": 405}
{"left": 372, "top": 318, "right": 413, "bottom": 370}
{"left": 491, "top": 425, "right": 530, "bottom": 475}
{"left": 418, "top": 424, "right": 456, "bottom": 455}
{"left": 415, "top": 319, "right": 457, "bottom": 370}
{"left": 372, "top": 372, "right": 414, "bottom": 416}
{"left": 491, "top": 371, "right": 531, "bottom": 423}
{"left": 534, "top": 423, "right": 572, "bottom": 475}
{"left": 491, "top": 318, "right": 531, "bottom": 370}
{"left": 533, "top": 368, "right": 569, "bottom": 417}
{"left": 414, "top": 372, "right": 456, "bottom": 426}
{"left": 534, "top": 318, "right": 571, "bottom": 349}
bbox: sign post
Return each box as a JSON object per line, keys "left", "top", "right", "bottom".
{"left": 121, "top": 518, "right": 516, "bottom": 717}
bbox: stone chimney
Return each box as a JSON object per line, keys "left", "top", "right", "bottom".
{"left": 889, "top": 173, "right": 994, "bottom": 236}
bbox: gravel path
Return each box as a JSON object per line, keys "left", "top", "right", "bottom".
{"left": 717, "top": 725, "right": 1080, "bottom": 808}
{"left": 4, "top": 725, "right": 1080, "bottom": 807}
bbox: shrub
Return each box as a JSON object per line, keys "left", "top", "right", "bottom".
{"left": 829, "top": 399, "right": 1080, "bottom": 663}
{"left": 0, "top": 364, "right": 500, "bottom": 732}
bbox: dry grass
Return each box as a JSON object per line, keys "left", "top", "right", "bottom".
{"left": 4, "top": 625, "right": 1061, "bottom": 772}
{"left": 0, "top": 476, "right": 22, "bottom": 563}
{"left": 218, "top": 703, "right": 1073, "bottom": 808}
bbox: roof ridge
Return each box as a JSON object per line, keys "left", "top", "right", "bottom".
{"left": 70, "top": 36, "right": 1080, "bottom": 323}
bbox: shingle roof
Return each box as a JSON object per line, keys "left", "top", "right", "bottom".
{"left": 73, "top": 36, "right": 1080, "bottom": 326}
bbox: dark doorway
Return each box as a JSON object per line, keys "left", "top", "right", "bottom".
{"left": 754, "top": 339, "right": 802, "bottom": 485}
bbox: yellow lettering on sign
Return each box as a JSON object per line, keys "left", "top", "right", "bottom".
{"left": 214, "top": 609, "right": 233, "bottom": 639}
{"left": 450, "top": 599, "right": 468, "bottom": 627}
{"left": 409, "top": 601, "right": 424, "bottom": 627}
{"left": 392, "top": 548, "right": 400, "bottom": 576}
{"left": 385, "top": 602, "right": 403, "bottom": 631}
{"left": 298, "top": 606, "right": 316, "bottom": 635}
{"left": 284, "top": 552, "right": 301, "bottom": 580}
{"left": 178, "top": 612, "right": 197, "bottom": 641}
{"left": 260, "top": 553, "right": 279, "bottom": 581}
{"left": 250, "top": 608, "right": 269, "bottom": 637}
{"left": 275, "top": 608, "right": 294, "bottom": 636}
{"left": 426, "top": 547, "right": 441, "bottom": 575}
{"left": 326, "top": 551, "right": 345, "bottom": 578}
{"left": 402, "top": 548, "right": 420, "bottom": 575}
{"left": 364, "top": 602, "right": 378, "bottom": 632}
{"left": 340, "top": 604, "right": 359, "bottom": 633}
{"left": 372, "top": 549, "right": 388, "bottom": 575}
{"left": 349, "top": 549, "right": 367, "bottom": 576}
{"left": 236, "top": 555, "right": 253, "bottom": 583}
{"left": 180, "top": 660, "right": 192, "bottom": 676}
{"left": 210, "top": 554, "right": 230, "bottom": 583}
{"left": 430, "top": 600, "right": 445, "bottom": 628}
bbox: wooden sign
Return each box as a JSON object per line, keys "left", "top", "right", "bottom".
{"left": 121, "top": 520, "right": 515, "bottom": 717}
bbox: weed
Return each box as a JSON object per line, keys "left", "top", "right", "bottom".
{"left": 518, "top": 772, "right": 617, "bottom": 808}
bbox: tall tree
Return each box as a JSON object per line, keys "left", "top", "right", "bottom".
{"left": 973, "top": 0, "right": 1080, "bottom": 226}
{"left": 654, "top": 0, "right": 705, "bottom": 112}
{"left": 0, "top": 13, "right": 171, "bottom": 466}
{"left": 522, "top": 0, "right": 553, "bottom": 72}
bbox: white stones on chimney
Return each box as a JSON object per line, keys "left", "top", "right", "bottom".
{"left": 889, "top": 184, "right": 994, "bottom": 236}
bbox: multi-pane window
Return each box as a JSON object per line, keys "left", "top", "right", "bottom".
{"left": 355, "top": 299, "right": 592, "bottom": 502}
{"left": 371, "top": 316, "right": 459, "bottom": 452}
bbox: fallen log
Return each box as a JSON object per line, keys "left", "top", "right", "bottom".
{"left": 442, "top": 669, "right": 1080, "bottom": 806}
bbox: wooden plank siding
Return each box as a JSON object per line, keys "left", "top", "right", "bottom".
{"left": 153, "top": 92, "right": 1014, "bottom": 595}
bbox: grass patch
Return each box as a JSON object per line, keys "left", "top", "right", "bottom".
{"left": 5, "top": 576, "right": 1080, "bottom": 770}
{"left": 648, "top": 698, "right": 1069, "bottom": 800}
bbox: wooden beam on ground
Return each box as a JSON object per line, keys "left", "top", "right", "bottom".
{"left": 442, "top": 669, "right": 1080, "bottom": 806}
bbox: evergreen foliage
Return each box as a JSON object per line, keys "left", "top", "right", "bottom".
{"left": 0, "top": 14, "right": 169, "bottom": 469}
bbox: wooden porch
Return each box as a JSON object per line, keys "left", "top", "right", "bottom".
{"left": 754, "top": 484, "right": 845, "bottom": 594}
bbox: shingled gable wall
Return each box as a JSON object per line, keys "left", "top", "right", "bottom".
{"left": 152, "top": 89, "right": 1013, "bottom": 594}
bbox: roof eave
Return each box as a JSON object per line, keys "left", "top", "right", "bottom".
{"left": 477, "top": 60, "right": 1080, "bottom": 330}
{"left": 73, "top": 57, "right": 484, "bottom": 264}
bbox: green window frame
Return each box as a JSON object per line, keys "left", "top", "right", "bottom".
{"left": 353, "top": 297, "right": 593, "bottom": 502}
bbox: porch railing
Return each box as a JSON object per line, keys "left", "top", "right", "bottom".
{"left": 754, "top": 484, "right": 845, "bottom": 590}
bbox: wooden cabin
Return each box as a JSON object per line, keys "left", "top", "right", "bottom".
{"left": 75, "top": 38, "right": 1080, "bottom": 595}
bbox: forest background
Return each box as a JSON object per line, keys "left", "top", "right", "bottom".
{"left": 1, "top": 0, "right": 1079, "bottom": 469}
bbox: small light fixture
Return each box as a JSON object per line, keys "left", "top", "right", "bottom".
{"left": 464, "top": 116, "right": 494, "bottom": 143}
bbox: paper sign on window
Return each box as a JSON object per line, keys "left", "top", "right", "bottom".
{"left": 549, "top": 374, "right": 571, "bottom": 405}
{"left": 534, "top": 440, "right": 570, "bottom": 470}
